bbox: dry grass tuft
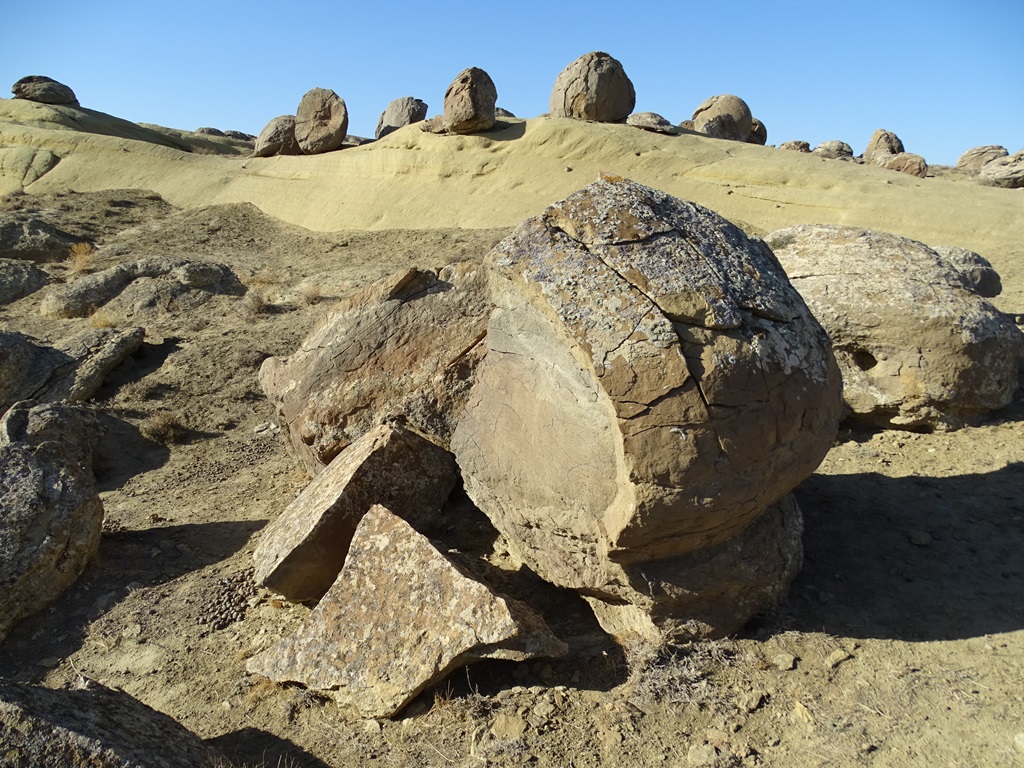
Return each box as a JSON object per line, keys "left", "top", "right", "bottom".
{"left": 299, "top": 282, "right": 324, "bottom": 305}
{"left": 67, "top": 241, "right": 97, "bottom": 273}
{"left": 88, "top": 308, "right": 118, "bottom": 328}
{"left": 241, "top": 290, "right": 270, "bottom": 317}
{"left": 140, "top": 411, "right": 188, "bottom": 444}
{"left": 624, "top": 630, "right": 734, "bottom": 713}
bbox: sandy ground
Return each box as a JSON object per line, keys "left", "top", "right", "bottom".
{"left": 1, "top": 106, "right": 1023, "bottom": 767}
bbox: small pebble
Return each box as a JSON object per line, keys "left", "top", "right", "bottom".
{"left": 773, "top": 652, "right": 797, "bottom": 671}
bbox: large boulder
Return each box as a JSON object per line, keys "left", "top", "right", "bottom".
{"left": 443, "top": 68, "right": 497, "bottom": 134}
{"left": 295, "top": 87, "right": 349, "bottom": 154}
{"left": 812, "top": 140, "right": 855, "bottom": 160}
{"left": 871, "top": 151, "right": 928, "bottom": 178}
{"left": 376, "top": 96, "right": 428, "bottom": 139}
{"left": 778, "top": 140, "right": 811, "bottom": 153}
{"left": 11, "top": 75, "right": 79, "bottom": 106}
{"left": 248, "top": 505, "right": 566, "bottom": 718}
{"left": 978, "top": 149, "right": 1024, "bottom": 188}
{"left": 956, "top": 145, "right": 1008, "bottom": 171}
{"left": 450, "top": 177, "right": 842, "bottom": 642}
{"left": 259, "top": 263, "right": 491, "bottom": 472}
{"left": 40, "top": 257, "right": 245, "bottom": 319}
{"left": 549, "top": 51, "right": 635, "bottom": 123}
{"left": 0, "top": 258, "right": 48, "bottom": 304}
{"left": 863, "top": 129, "right": 905, "bottom": 163}
{"left": 691, "top": 95, "right": 753, "bottom": 142}
{"left": 253, "top": 115, "right": 301, "bottom": 158}
{"left": 766, "top": 224, "right": 1023, "bottom": 430}
{"left": 746, "top": 117, "right": 768, "bottom": 145}
{"left": 253, "top": 423, "right": 457, "bottom": 602}
{"left": 0, "top": 401, "right": 103, "bottom": 643}
{"left": 0, "top": 213, "right": 81, "bottom": 262}
{"left": 0, "top": 679, "right": 224, "bottom": 767}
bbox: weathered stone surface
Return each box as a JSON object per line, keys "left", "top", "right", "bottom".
{"left": 626, "top": 112, "right": 677, "bottom": 135}
{"left": 40, "top": 257, "right": 244, "bottom": 319}
{"left": 495, "top": 107, "right": 516, "bottom": 118}
{"left": 586, "top": 495, "right": 803, "bottom": 644}
{"left": 0, "top": 258, "right": 48, "bottom": 304}
{"left": 872, "top": 151, "right": 928, "bottom": 178}
{"left": 450, "top": 177, "right": 841, "bottom": 639}
{"left": 0, "top": 679, "right": 224, "bottom": 767}
{"left": 253, "top": 115, "right": 301, "bottom": 158}
{"left": 812, "top": 140, "right": 854, "bottom": 159}
{"left": 549, "top": 52, "right": 635, "bottom": 123}
{"left": 295, "top": 87, "right": 349, "bottom": 155}
{"left": 956, "top": 144, "right": 1008, "bottom": 170}
{"left": 195, "top": 126, "right": 225, "bottom": 136}
{"left": 978, "top": 150, "right": 1024, "bottom": 188}
{"left": 778, "top": 140, "right": 811, "bottom": 153}
{"left": 12, "top": 75, "right": 79, "bottom": 106}
{"left": 224, "top": 129, "right": 255, "bottom": 141}
{"left": 253, "top": 423, "right": 457, "bottom": 602}
{"left": 248, "top": 505, "right": 566, "bottom": 718}
{"left": 419, "top": 115, "right": 448, "bottom": 134}
{"left": 863, "top": 129, "right": 905, "bottom": 163}
{"left": 0, "top": 401, "right": 103, "bottom": 643}
{"left": 443, "top": 68, "right": 497, "bottom": 134}
{"left": 747, "top": 117, "right": 767, "bottom": 145}
{"left": 0, "top": 213, "right": 81, "bottom": 262}
{"left": 933, "top": 245, "right": 1002, "bottom": 298}
{"left": 0, "top": 146, "right": 61, "bottom": 189}
{"left": 0, "top": 327, "right": 144, "bottom": 413}
{"left": 677, "top": 119, "right": 695, "bottom": 132}
{"left": 259, "top": 262, "right": 490, "bottom": 472}
{"left": 766, "top": 224, "right": 1023, "bottom": 430}
{"left": 376, "top": 97, "right": 428, "bottom": 139}
{"left": 691, "top": 95, "right": 753, "bottom": 142}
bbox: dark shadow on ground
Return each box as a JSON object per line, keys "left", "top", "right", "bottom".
{"left": 767, "top": 462, "right": 1024, "bottom": 642}
{"left": 92, "top": 412, "right": 169, "bottom": 491}
{"left": 209, "top": 729, "right": 333, "bottom": 768}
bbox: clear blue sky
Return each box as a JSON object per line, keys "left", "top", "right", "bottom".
{"left": 2, "top": 0, "right": 1021, "bottom": 166}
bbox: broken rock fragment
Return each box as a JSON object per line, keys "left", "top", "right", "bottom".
{"left": 451, "top": 177, "right": 842, "bottom": 642}
{"left": 248, "top": 505, "right": 566, "bottom": 718}
{"left": 253, "top": 423, "right": 457, "bottom": 602}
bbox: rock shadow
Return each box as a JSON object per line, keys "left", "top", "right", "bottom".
{"left": 773, "top": 462, "right": 1024, "bottom": 642}
{"left": 208, "top": 728, "right": 332, "bottom": 768}
{"left": 92, "top": 411, "right": 169, "bottom": 491}
{"left": 484, "top": 120, "right": 527, "bottom": 142}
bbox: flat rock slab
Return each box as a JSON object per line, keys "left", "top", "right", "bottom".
{"left": 248, "top": 505, "right": 566, "bottom": 718}
{"left": 766, "top": 224, "right": 1023, "bottom": 430}
{"left": 259, "top": 262, "right": 491, "bottom": 472}
{"left": 253, "top": 423, "right": 457, "bottom": 602}
{"left": 0, "top": 679, "right": 224, "bottom": 767}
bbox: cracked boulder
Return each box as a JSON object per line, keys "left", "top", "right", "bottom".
{"left": 0, "top": 401, "right": 103, "bottom": 643}
{"left": 39, "top": 257, "right": 245, "bottom": 319}
{"left": 259, "top": 262, "right": 491, "bottom": 473}
{"left": 549, "top": 51, "right": 635, "bottom": 123}
{"left": 248, "top": 505, "right": 566, "bottom": 718}
{"left": 253, "top": 423, "right": 457, "bottom": 602}
{"left": 691, "top": 94, "right": 753, "bottom": 142}
{"left": 443, "top": 67, "right": 497, "bottom": 134}
{"left": 766, "top": 224, "right": 1023, "bottom": 430}
{"left": 0, "top": 678, "right": 224, "bottom": 767}
{"left": 253, "top": 115, "right": 302, "bottom": 158}
{"left": 295, "top": 87, "right": 349, "bottom": 155}
{"left": 450, "top": 177, "right": 842, "bottom": 642}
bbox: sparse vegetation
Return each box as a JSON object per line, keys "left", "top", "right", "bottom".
{"left": 67, "top": 241, "right": 97, "bottom": 272}
{"left": 140, "top": 411, "right": 188, "bottom": 444}
{"left": 299, "top": 282, "right": 324, "bottom": 305}
{"left": 242, "top": 290, "right": 270, "bottom": 316}
{"left": 87, "top": 308, "right": 118, "bottom": 328}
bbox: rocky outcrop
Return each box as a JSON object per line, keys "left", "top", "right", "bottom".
{"left": 0, "top": 679, "right": 224, "bottom": 767}
{"left": 248, "top": 505, "right": 566, "bottom": 718}
{"left": 626, "top": 112, "right": 677, "bottom": 134}
{"left": 253, "top": 115, "right": 301, "bottom": 158}
{"left": 978, "top": 150, "right": 1024, "bottom": 188}
{"left": 259, "top": 263, "right": 491, "bottom": 472}
{"left": 863, "top": 129, "right": 904, "bottom": 163}
{"left": 549, "top": 52, "right": 635, "bottom": 123}
{"left": 812, "top": 140, "right": 854, "bottom": 160}
{"left": 376, "top": 97, "right": 428, "bottom": 139}
{"left": 0, "top": 328, "right": 144, "bottom": 413}
{"left": 195, "top": 127, "right": 225, "bottom": 137}
{"left": 0, "top": 258, "right": 47, "bottom": 304}
{"left": 0, "top": 401, "right": 103, "bottom": 643}
{"left": 871, "top": 151, "right": 928, "bottom": 178}
{"left": 451, "top": 177, "right": 842, "bottom": 643}
{"left": 933, "top": 245, "right": 1002, "bottom": 298}
{"left": 766, "top": 224, "right": 1023, "bottom": 430}
{"left": 39, "top": 257, "right": 245, "bottom": 319}
{"left": 956, "top": 145, "right": 1007, "bottom": 170}
{"left": 253, "top": 423, "right": 457, "bottom": 602}
{"left": 779, "top": 140, "right": 810, "bottom": 153}
{"left": 443, "top": 68, "right": 497, "bottom": 134}
{"left": 295, "top": 88, "right": 349, "bottom": 154}
{"left": 11, "top": 75, "right": 79, "bottom": 106}
{"left": 691, "top": 95, "right": 753, "bottom": 142}
{"left": 0, "top": 213, "right": 81, "bottom": 262}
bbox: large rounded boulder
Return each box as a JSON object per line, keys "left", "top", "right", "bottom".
{"left": 295, "top": 87, "right": 349, "bottom": 154}
{"left": 253, "top": 115, "right": 301, "bottom": 158}
{"left": 691, "top": 94, "right": 753, "bottom": 141}
{"left": 443, "top": 68, "right": 497, "bottom": 134}
{"left": 549, "top": 52, "right": 635, "bottom": 123}
{"left": 766, "top": 224, "right": 1023, "bottom": 430}
{"left": 863, "top": 128, "right": 905, "bottom": 163}
{"left": 376, "top": 96, "right": 428, "bottom": 139}
{"left": 451, "top": 177, "right": 842, "bottom": 643}
{"left": 11, "top": 75, "right": 79, "bottom": 106}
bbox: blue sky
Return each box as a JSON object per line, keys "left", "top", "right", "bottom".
{"left": 2, "top": 0, "right": 1021, "bottom": 166}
